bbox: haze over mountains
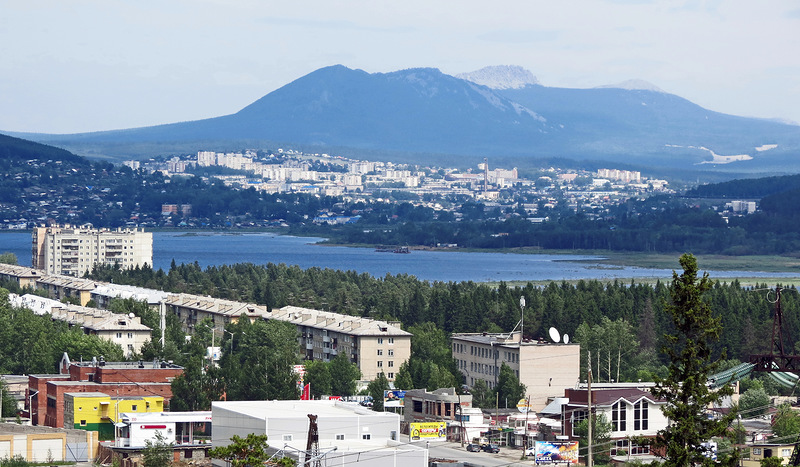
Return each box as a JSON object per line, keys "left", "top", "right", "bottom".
{"left": 9, "top": 65, "right": 800, "bottom": 173}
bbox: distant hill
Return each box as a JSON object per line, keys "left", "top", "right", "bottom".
{"left": 10, "top": 65, "right": 800, "bottom": 172}
{"left": 0, "top": 132, "right": 86, "bottom": 165}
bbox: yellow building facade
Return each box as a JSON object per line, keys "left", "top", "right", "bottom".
{"left": 63, "top": 392, "right": 164, "bottom": 440}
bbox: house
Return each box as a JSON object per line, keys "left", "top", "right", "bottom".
{"left": 745, "top": 444, "right": 795, "bottom": 466}
{"left": 562, "top": 386, "right": 667, "bottom": 459}
{"left": 212, "top": 400, "right": 427, "bottom": 466}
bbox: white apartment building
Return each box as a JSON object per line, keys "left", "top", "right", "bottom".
{"left": 32, "top": 225, "right": 152, "bottom": 277}
{"left": 451, "top": 332, "right": 580, "bottom": 411}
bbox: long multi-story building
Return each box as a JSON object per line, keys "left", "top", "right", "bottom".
{"left": 32, "top": 225, "right": 152, "bottom": 277}
{"left": 451, "top": 331, "right": 580, "bottom": 411}
{"left": 267, "top": 306, "right": 412, "bottom": 382}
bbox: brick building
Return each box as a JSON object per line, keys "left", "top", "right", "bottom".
{"left": 28, "top": 354, "right": 182, "bottom": 428}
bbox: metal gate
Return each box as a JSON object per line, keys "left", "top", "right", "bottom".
{"left": 66, "top": 443, "right": 89, "bottom": 462}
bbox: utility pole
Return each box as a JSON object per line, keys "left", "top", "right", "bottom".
{"left": 587, "top": 350, "right": 593, "bottom": 467}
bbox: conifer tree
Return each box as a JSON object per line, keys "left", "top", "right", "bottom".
{"left": 650, "top": 254, "right": 736, "bottom": 466}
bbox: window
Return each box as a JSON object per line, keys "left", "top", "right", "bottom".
{"left": 362, "top": 434, "right": 371, "bottom": 440}
{"left": 128, "top": 332, "right": 133, "bottom": 339}
{"left": 335, "top": 434, "right": 345, "bottom": 441}
{"left": 80, "top": 420, "right": 87, "bottom": 426}
{"left": 753, "top": 448, "right": 761, "bottom": 455}
{"left": 282, "top": 434, "right": 293, "bottom": 442}
{"left": 377, "top": 361, "right": 383, "bottom": 367}
{"left": 572, "top": 410, "right": 588, "bottom": 431}
{"left": 612, "top": 401, "right": 627, "bottom": 431}
{"left": 388, "top": 361, "right": 394, "bottom": 367}
{"left": 634, "top": 400, "right": 648, "bottom": 430}
{"left": 377, "top": 349, "right": 383, "bottom": 356}
{"left": 116, "top": 332, "right": 122, "bottom": 338}
{"left": 388, "top": 338, "right": 394, "bottom": 344}
{"left": 388, "top": 349, "right": 394, "bottom": 356}
{"left": 387, "top": 373, "right": 394, "bottom": 379}
{"left": 783, "top": 449, "right": 793, "bottom": 457}
{"left": 131, "top": 405, "right": 137, "bottom": 411}
{"left": 377, "top": 338, "right": 383, "bottom": 344}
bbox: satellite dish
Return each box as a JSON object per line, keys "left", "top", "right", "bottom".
{"left": 129, "top": 312, "right": 135, "bottom": 319}
{"left": 563, "top": 334, "right": 570, "bottom": 344}
{"left": 548, "top": 327, "right": 561, "bottom": 343}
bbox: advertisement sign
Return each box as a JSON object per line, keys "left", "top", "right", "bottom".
{"left": 533, "top": 441, "right": 579, "bottom": 464}
{"left": 383, "top": 390, "right": 406, "bottom": 407}
{"left": 409, "top": 422, "right": 447, "bottom": 440}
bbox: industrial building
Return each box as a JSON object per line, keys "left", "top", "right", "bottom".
{"left": 212, "top": 400, "right": 427, "bottom": 466}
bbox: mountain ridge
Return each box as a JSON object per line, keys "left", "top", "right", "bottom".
{"left": 6, "top": 64, "right": 800, "bottom": 172}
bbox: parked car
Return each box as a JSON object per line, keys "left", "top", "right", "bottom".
{"left": 482, "top": 444, "right": 500, "bottom": 453}
{"left": 466, "top": 443, "right": 482, "bottom": 452}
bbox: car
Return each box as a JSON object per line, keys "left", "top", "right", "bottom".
{"left": 482, "top": 444, "right": 500, "bottom": 453}
{"left": 466, "top": 443, "right": 482, "bottom": 452}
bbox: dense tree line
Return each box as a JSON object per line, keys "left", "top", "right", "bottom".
{"left": 88, "top": 262, "right": 797, "bottom": 382}
{"left": 0, "top": 288, "right": 124, "bottom": 375}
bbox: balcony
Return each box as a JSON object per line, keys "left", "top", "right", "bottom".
{"left": 306, "top": 342, "right": 313, "bottom": 350}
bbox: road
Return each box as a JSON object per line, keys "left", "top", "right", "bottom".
{"left": 411, "top": 440, "right": 533, "bottom": 467}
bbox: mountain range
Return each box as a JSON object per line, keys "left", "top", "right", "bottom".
{"left": 8, "top": 65, "right": 800, "bottom": 172}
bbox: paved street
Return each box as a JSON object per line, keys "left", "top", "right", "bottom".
{"left": 411, "top": 440, "right": 533, "bottom": 467}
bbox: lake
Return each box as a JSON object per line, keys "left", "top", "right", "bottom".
{"left": 1, "top": 231, "right": 797, "bottom": 283}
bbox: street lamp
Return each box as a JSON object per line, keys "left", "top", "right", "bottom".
{"left": 224, "top": 329, "right": 234, "bottom": 354}
{"left": 28, "top": 390, "right": 39, "bottom": 423}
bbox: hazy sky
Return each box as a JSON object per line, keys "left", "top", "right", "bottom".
{"left": 2, "top": 0, "right": 799, "bottom": 134}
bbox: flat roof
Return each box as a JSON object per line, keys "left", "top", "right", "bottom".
{"left": 213, "top": 400, "right": 400, "bottom": 420}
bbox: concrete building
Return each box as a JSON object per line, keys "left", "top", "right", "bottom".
{"left": 29, "top": 354, "right": 182, "bottom": 428}
{"left": 90, "top": 283, "right": 169, "bottom": 310}
{"left": 35, "top": 275, "right": 98, "bottom": 306}
{"left": 451, "top": 332, "right": 580, "bottom": 411}
{"left": 266, "top": 306, "right": 412, "bottom": 382}
{"left": 63, "top": 392, "right": 164, "bottom": 440}
{"left": 561, "top": 387, "right": 668, "bottom": 459}
{"left": 212, "top": 400, "right": 426, "bottom": 466}
{"left": 0, "top": 422, "right": 98, "bottom": 462}
{"left": 0, "top": 263, "right": 43, "bottom": 289}
{"left": 403, "top": 388, "right": 485, "bottom": 443}
{"left": 10, "top": 294, "right": 152, "bottom": 357}
{"left": 116, "top": 411, "right": 211, "bottom": 448}
{"left": 164, "top": 293, "right": 266, "bottom": 331}
{"left": 32, "top": 225, "right": 152, "bottom": 277}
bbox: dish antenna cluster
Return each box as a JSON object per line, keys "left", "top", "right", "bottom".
{"left": 548, "top": 327, "right": 569, "bottom": 344}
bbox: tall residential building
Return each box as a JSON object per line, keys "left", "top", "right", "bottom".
{"left": 32, "top": 225, "right": 153, "bottom": 277}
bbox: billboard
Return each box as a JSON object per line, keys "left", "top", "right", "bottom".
{"left": 384, "top": 390, "right": 406, "bottom": 407}
{"left": 409, "top": 422, "right": 447, "bottom": 440}
{"left": 533, "top": 441, "right": 579, "bottom": 464}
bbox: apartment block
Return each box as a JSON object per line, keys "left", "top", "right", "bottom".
{"left": 451, "top": 332, "right": 580, "bottom": 411}
{"left": 32, "top": 225, "right": 153, "bottom": 277}
{"left": 266, "top": 306, "right": 412, "bottom": 382}
{"left": 10, "top": 294, "right": 152, "bottom": 357}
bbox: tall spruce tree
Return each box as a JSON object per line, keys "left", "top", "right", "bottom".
{"left": 650, "top": 254, "right": 736, "bottom": 466}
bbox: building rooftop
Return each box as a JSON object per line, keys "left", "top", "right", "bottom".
{"left": 0, "top": 263, "right": 43, "bottom": 279}
{"left": 214, "top": 399, "right": 400, "bottom": 420}
{"left": 269, "top": 306, "right": 411, "bottom": 337}
{"left": 10, "top": 293, "right": 151, "bottom": 332}
{"left": 36, "top": 275, "right": 98, "bottom": 291}
{"left": 165, "top": 293, "right": 267, "bottom": 318}
{"left": 92, "top": 284, "right": 169, "bottom": 304}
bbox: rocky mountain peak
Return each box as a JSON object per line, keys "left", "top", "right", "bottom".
{"left": 456, "top": 65, "right": 540, "bottom": 89}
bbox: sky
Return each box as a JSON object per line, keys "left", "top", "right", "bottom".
{"left": 1, "top": 0, "right": 799, "bottom": 134}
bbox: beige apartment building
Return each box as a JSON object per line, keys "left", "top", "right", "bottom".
{"left": 451, "top": 332, "right": 580, "bottom": 411}
{"left": 267, "top": 306, "right": 412, "bottom": 382}
{"left": 32, "top": 225, "right": 152, "bottom": 277}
